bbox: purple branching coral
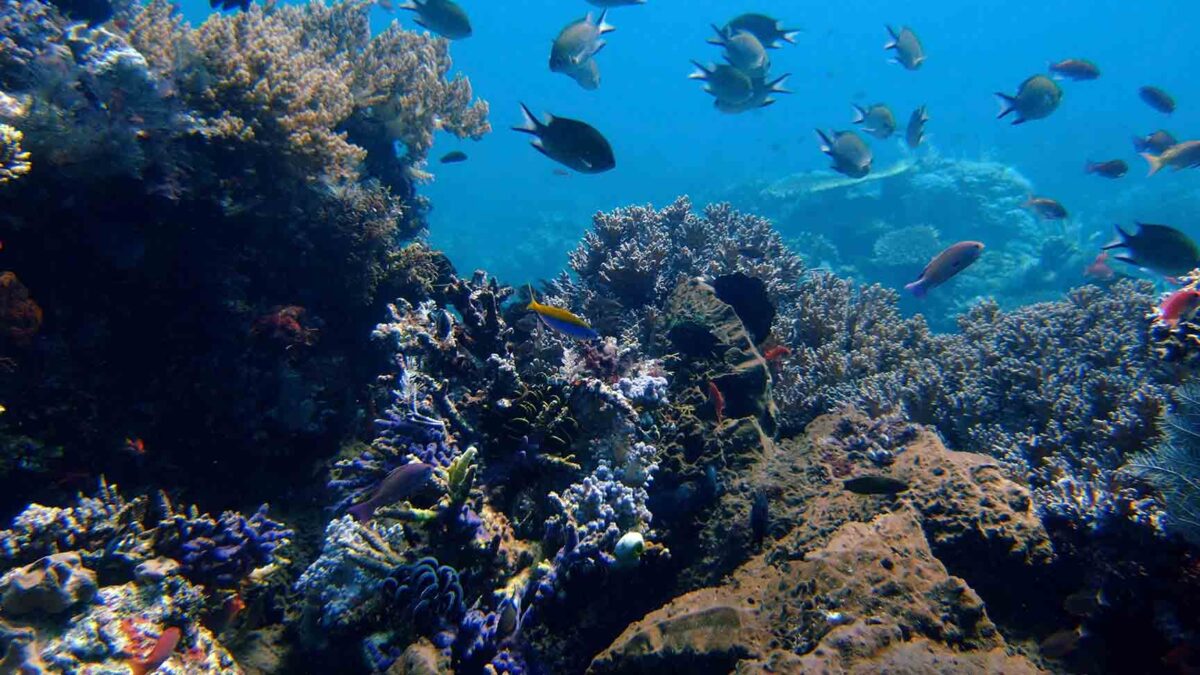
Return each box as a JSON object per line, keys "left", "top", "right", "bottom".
{"left": 903, "top": 281, "right": 1172, "bottom": 529}
{"left": 773, "top": 271, "right": 936, "bottom": 435}
{"left": 151, "top": 497, "right": 293, "bottom": 589}
{"left": 556, "top": 196, "right": 805, "bottom": 341}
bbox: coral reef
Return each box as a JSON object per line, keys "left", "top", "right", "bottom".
{"left": 0, "top": 0, "right": 490, "bottom": 505}
{"left": 1125, "top": 384, "right": 1200, "bottom": 545}
{"left": 0, "top": 551, "right": 97, "bottom": 615}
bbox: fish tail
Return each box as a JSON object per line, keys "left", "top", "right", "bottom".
{"left": 815, "top": 129, "right": 833, "bottom": 152}
{"left": 1141, "top": 152, "right": 1165, "bottom": 176}
{"left": 397, "top": 0, "right": 419, "bottom": 11}
{"left": 904, "top": 279, "right": 927, "bottom": 297}
{"left": 1131, "top": 136, "right": 1147, "bottom": 153}
{"left": 597, "top": 9, "right": 614, "bottom": 34}
{"left": 851, "top": 104, "right": 866, "bottom": 124}
{"left": 767, "top": 73, "right": 791, "bottom": 94}
{"left": 526, "top": 283, "right": 538, "bottom": 309}
{"left": 884, "top": 24, "right": 897, "bottom": 49}
{"left": 1084, "top": 160, "right": 1094, "bottom": 174}
{"left": 1102, "top": 225, "right": 1131, "bottom": 251}
{"left": 709, "top": 24, "right": 727, "bottom": 44}
{"left": 780, "top": 28, "right": 802, "bottom": 44}
{"left": 688, "top": 60, "right": 710, "bottom": 80}
{"left": 994, "top": 93, "right": 1016, "bottom": 119}
{"left": 512, "top": 103, "right": 540, "bottom": 135}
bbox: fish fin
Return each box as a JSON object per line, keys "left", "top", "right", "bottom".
{"left": 904, "top": 279, "right": 927, "bottom": 298}
{"left": 512, "top": 103, "right": 541, "bottom": 136}
{"left": 1010, "top": 115, "right": 1026, "bottom": 126}
{"left": 597, "top": 9, "right": 615, "bottom": 34}
{"left": 709, "top": 24, "right": 727, "bottom": 44}
{"left": 780, "top": 29, "right": 802, "bottom": 44}
{"left": 1102, "top": 224, "right": 1131, "bottom": 251}
{"left": 1140, "top": 152, "right": 1164, "bottom": 176}
{"left": 851, "top": 104, "right": 866, "bottom": 124}
{"left": 592, "top": 40, "right": 607, "bottom": 57}
{"left": 1112, "top": 254, "right": 1138, "bottom": 266}
{"left": 1131, "top": 136, "right": 1147, "bottom": 153}
{"left": 347, "top": 502, "right": 372, "bottom": 524}
{"left": 759, "top": 98, "right": 777, "bottom": 108}
{"left": 884, "top": 24, "right": 897, "bottom": 49}
{"left": 1084, "top": 160, "right": 1094, "bottom": 174}
{"left": 688, "top": 60, "right": 711, "bottom": 80}
{"left": 397, "top": 0, "right": 419, "bottom": 9}
{"left": 994, "top": 93, "right": 1015, "bottom": 119}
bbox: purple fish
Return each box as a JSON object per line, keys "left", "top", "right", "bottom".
{"left": 905, "top": 241, "right": 984, "bottom": 297}
{"left": 347, "top": 462, "right": 434, "bottom": 524}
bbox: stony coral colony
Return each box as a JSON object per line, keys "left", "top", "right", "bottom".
{"left": 0, "top": 1, "right": 1198, "bottom": 674}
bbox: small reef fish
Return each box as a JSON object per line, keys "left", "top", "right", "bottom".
{"left": 124, "top": 437, "right": 147, "bottom": 457}
{"left": 513, "top": 104, "right": 615, "bottom": 174}
{"left": 1085, "top": 159, "right": 1127, "bottom": 178}
{"left": 1048, "top": 58, "right": 1100, "bottom": 81}
{"left": 709, "top": 14, "right": 801, "bottom": 49}
{"left": 762, "top": 345, "right": 791, "bottom": 362}
{"left": 1141, "top": 140, "right": 1200, "bottom": 176}
{"left": 1040, "top": 625, "right": 1087, "bottom": 659}
{"left": 1083, "top": 252, "right": 1115, "bottom": 281}
{"left": 996, "top": 75, "right": 1062, "bottom": 124}
{"left": 905, "top": 241, "right": 984, "bottom": 297}
{"left": 552, "top": 168, "right": 570, "bottom": 177}
{"left": 843, "top": 475, "right": 909, "bottom": 495}
{"left": 210, "top": 0, "right": 251, "bottom": 11}
{"left": 711, "top": 27, "right": 769, "bottom": 78}
{"left": 1159, "top": 289, "right": 1200, "bottom": 328}
{"left": 1133, "top": 129, "right": 1177, "bottom": 155}
{"left": 1140, "top": 85, "right": 1176, "bottom": 114}
{"left": 905, "top": 105, "right": 928, "bottom": 149}
{"left": 527, "top": 287, "right": 600, "bottom": 340}
{"left": 347, "top": 462, "right": 434, "bottom": 523}
{"left": 1103, "top": 223, "right": 1200, "bottom": 276}
{"left": 816, "top": 129, "right": 872, "bottom": 178}
{"left": 1023, "top": 196, "right": 1068, "bottom": 220}
{"left": 884, "top": 25, "right": 925, "bottom": 70}
{"left": 129, "top": 626, "right": 182, "bottom": 675}
{"left": 439, "top": 151, "right": 467, "bottom": 164}
{"left": 690, "top": 62, "right": 755, "bottom": 105}
{"left": 1063, "top": 588, "right": 1107, "bottom": 618}
{"left": 399, "top": 0, "right": 472, "bottom": 40}
{"left": 707, "top": 380, "right": 725, "bottom": 424}
{"left": 550, "top": 11, "right": 614, "bottom": 76}
{"left": 749, "top": 490, "right": 769, "bottom": 546}
{"left": 713, "top": 74, "right": 790, "bottom": 114}
{"left": 851, "top": 103, "right": 896, "bottom": 139}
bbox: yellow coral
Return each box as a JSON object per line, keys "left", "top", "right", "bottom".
{"left": 0, "top": 125, "right": 31, "bottom": 185}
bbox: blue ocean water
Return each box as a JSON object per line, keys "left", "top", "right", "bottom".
{"left": 175, "top": 1, "right": 1198, "bottom": 286}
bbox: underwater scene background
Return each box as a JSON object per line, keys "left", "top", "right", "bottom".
{"left": 2, "top": 0, "right": 1200, "bottom": 673}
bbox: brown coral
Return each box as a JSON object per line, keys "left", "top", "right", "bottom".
{"left": 126, "top": 0, "right": 490, "bottom": 183}
{"left": 0, "top": 271, "right": 42, "bottom": 346}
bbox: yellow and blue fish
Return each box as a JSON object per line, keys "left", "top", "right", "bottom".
{"left": 527, "top": 286, "right": 599, "bottom": 341}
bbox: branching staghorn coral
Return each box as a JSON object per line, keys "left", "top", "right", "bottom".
{"left": 127, "top": 0, "right": 489, "bottom": 183}
{"left": 559, "top": 196, "right": 804, "bottom": 340}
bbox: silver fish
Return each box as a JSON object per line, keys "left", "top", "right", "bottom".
{"left": 714, "top": 73, "right": 789, "bottom": 114}
{"left": 550, "top": 11, "right": 615, "bottom": 74}
{"left": 816, "top": 129, "right": 872, "bottom": 178}
{"left": 885, "top": 25, "right": 924, "bottom": 70}
{"left": 851, "top": 102, "right": 896, "bottom": 139}
{"left": 690, "top": 61, "right": 754, "bottom": 105}
{"left": 711, "top": 26, "right": 769, "bottom": 78}
{"left": 513, "top": 104, "right": 616, "bottom": 174}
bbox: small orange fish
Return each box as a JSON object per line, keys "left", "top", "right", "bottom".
{"left": 124, "top": 437, "right": 146, "bottom": 456}
{"left": 129, "top": 626, "right": 181, "bottom": 675}
{"left": 762, "top": 345, "right": 791, "bottom": 362}
{"left": 707, "top": 381, "right": 725, "bottom": 425}
{"left": 1083, "top": 252, "right": 1114, "bottom": 281}
{"left": 1160, "top": 289, "right": 1200, "bottom": 328}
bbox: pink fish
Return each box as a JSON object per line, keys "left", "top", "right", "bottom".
{"left": 129, "top": 627, "right": 181, "bottom": 675}
{"left": 1083, "top": 252, "right": 1115, "bottom": 281}
{"left": 1159, "top": 289, "right": 1200, "bottom": 328}
{"left": 905, "top": 241, "right": 985, "bottom": 297}
{"left": 347, "top": 462, "right": 434, "bottom": 524}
